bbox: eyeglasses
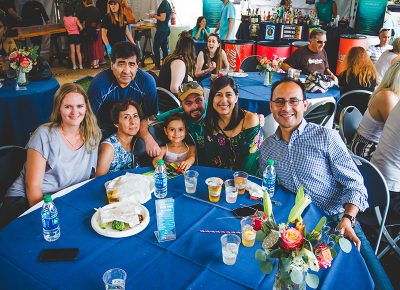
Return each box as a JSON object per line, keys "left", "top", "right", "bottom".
{"left": 315, "top": 40, "right": 327, "bottom": 45}
{"left": 179, "top": 81, "right": 200, "bottom": 93}
{"left": 271, "top": 98, "right": 304, "bottom": 107}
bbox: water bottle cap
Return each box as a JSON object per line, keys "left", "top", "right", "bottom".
{"left": 267, "top": 159, "right": 275, "bottom": 165}
{"left": 43, "top": 194, "right": 52, "bottom": 202}
{"left": 157, "top": 159, "right": 165, "bottom": 165}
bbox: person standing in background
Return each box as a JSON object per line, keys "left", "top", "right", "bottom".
{"left": 63, "top": 6, "right": 84, "bottom": 70}
{"left": 96, "top": 0, "right": 108, "bottom": 18}
{"left": 21, "top": 0, "right": 50, "bottom": 51}
{"left": 315, "top": 0, "right": 337, "bottom": 25}
{"left": 121, "top": 0, "right": 135, "bottom": 24}
{"left": 214, "top": 0, "right": 236, "bottom": 41}
{"left": 150, "top": 0, "right": 171, "bottom": 70}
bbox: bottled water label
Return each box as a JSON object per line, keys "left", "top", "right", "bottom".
{"left": 154, "top": 173, "right": 167, "bottom": 188}
{"left": 42, "top": 216, "right": 59, "bottom": 230}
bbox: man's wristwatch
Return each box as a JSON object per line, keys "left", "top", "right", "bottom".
{"left": 342, "top": 214, "right": 356, "bottom": 228}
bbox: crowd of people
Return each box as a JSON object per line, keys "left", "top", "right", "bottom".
{"left": 0, "top": 1, "right": 399, "bottom": 287}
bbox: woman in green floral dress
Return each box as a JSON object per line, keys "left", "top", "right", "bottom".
{"left": 204, "top": 76, "right": 263, "bottom": 175}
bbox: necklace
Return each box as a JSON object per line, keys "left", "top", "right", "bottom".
{"left": 60, "top": 126, "right": 82, "bottom": 149}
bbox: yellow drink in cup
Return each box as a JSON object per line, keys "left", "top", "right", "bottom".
{"left": 106, "top": 189, "right": 119, "bottom": 203}
{"left": 205, "top": 177, "right": 223, "bottom": 203}
{"left": 233, "top": 171, "right": 248, "bottom": 195}
{"left": 241, "top": 217, "right": 256, "bottom": 247}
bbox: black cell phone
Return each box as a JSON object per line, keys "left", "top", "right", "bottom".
{"left": 232, "top": 204, "right": 264, "bottom": 218}
{"left": 39, "top": 248, "right": 79, "bottom": 262}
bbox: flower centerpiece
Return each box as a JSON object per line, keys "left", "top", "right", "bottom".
{"left": 9, "top": 46, "right": 39, "bottom": 87}
{"left": 254, "top": 187, "right": 352, "bottom": 290}
{"left": 256, "top": 55, "right": 285, "bottom": 86}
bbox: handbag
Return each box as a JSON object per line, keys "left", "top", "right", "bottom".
{"left": 304, "top": 72, "right": 334, "bottom": 93}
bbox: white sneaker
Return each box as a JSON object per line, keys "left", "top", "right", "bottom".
{"left": 72, "top": 65, "right": 78, "bottom": 70}
{"left": 79, "top": 65, "right": 83, "bottom": 69}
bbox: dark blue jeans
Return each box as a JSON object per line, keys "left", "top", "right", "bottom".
{"left": 333, "top": 214, "right": 394, "bottom": 290}
{"left": 153, "top": 30, "right": 170, "bottom": 67}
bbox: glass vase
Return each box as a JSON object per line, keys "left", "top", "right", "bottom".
{"left": 264, "top": 71, "right": 274, "bottom": 86}
{"left": 273, "top": 261, "right": 306, "bottom": 290}
{"left": 16, "top": 67, "right": 29, "bottom": 87}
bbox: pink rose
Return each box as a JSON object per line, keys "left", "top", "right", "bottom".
{"left": 316, "top": 244, "right": 333, "bottom": 268}
{"left": 281, "top": 227, "right": 304, "bottom": 250}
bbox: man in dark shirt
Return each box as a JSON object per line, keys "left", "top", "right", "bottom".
{"left": 150, "top": 0, "right": 171, "bottom": 69}
{"left": 282, "top": 28, "right": 338, "bottom": 83}
{"left": 21, "top": 0, "right": 49, "bottom": 48}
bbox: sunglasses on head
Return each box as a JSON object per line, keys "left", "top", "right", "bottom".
{"left": 179, "top": 81, "right": 200, "bottom": 93}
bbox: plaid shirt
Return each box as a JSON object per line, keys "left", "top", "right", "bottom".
{"left": 260, "top": 120, "right": 369, "bottom": 216}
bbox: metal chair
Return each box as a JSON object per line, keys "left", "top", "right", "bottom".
{"left": 336, "top": 89, "right": 372, "bottom": 123}
{"left": 157, "top": 87, "right": 181, "bottom": 114}
{"left": 304, "top": 98, "right": 336, "bottom": 127}
{"left": 240, "top": 55, "right": 262, "bottom": 72}
{"left": 339, "top": 106, "right": 363, "bottom": 145}
{"left": 352, "top": 155, "right": 391, "bottom": 257}
{"left": 0, "top": 146, "right": 26, "bottom": 203}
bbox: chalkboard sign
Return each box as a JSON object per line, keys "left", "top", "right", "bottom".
{"left": 280, "top": 25, "right": 303, "bottom": 40}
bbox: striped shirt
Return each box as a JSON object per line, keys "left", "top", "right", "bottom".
{"left": 367, "top": 44, "right": 392, "bottom": 64}
{"left": 260, "top": 120, "right": 368, "bottom": 216}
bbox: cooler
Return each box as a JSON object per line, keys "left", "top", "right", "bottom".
{"left": 290, "top": 41, "right": 309, "bottom": 54}
{"left": 223, "top": 40, "right": 256, "bottom": 71}
{"left": 256, "top": 41, "right": 291, "bottom": 60}
{"left": 336, "top": 34, "right": 367, "bottom": 75}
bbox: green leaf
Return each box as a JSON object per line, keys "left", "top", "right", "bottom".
{"left": 263, "top": 190, "right": 273, "bottom": 218}
{"left": 313, "top": 216, "right": 327, "bottom": 233}
{"left": 295, "top": 185, "right": 304, "bottom": 203}
{"left": 306, "top": 273, "right": 320, "bottom": 289}
{"left": 290, "top": 270, "right": 305, "bottom": 285}
{"left": 255, "top": 249, "right": 267, "bottom": 262}
{"left": 339, "top": 237, "right": 352, "bottom": 253}
{"left": 256, "top": 230, "right": 267, "bottom": 242}
{"left": 259, "top": 260, "right": 273, "bottom": 274}
{"left": 331, "top": 248, "right": 337, "bottom": 258}
{"left": 267, "top": 248, "right": 282, "bottom": 259}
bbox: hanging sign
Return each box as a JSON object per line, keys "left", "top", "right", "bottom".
{"left": 355, "top": 0, "right": 387, "bottom": 35}
{"left": 203, "top": 0, "right": 223, "bottom": 28}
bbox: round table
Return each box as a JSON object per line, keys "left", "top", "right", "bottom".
{"left": 0, "top": 77, "right": 59, "bottom": 146}
{"left": 201, "top": 72, "right": 340, "bottom": 115}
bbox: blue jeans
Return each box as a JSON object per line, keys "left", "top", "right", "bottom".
{"left": 333, "top": 214, "right": 394, "bottom": 290}
{"left": 153, "top": 30, "right": 170, "bottom": 67}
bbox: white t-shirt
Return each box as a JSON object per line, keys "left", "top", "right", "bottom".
{"left": 375, "top": 50, "right": 397, "bottom": 82}
{"left": 6, "top": 124, "right": 98, "bottom": 198}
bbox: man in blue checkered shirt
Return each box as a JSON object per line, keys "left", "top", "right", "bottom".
{"left": 260, "top": 78, "right": 369, "bottom": 250}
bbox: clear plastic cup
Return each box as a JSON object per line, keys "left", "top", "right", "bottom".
{"left": 104, "top": 181, "right": 120, "bottom": 204}
{"left": 221, "top": 234, "right": 241, "bottom": 265}
{"left": 205, "top": 177, "right": 223, "bottom": 202}
{"left": 241, "top": 216, "right": 256, "bottom": 247}
{"left": 224, "top": 179, "right": 238, "bottom": 204}
{"left": 103, "top": 268, "right": 127, "bottom": 290}
{"left": 184, "top": 170, "right": 199, "bottom": 194}
{"left": 233, "top": 171, "right": 248, "bottom": 195}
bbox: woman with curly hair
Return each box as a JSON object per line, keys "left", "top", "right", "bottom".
{"left": 351, "top": 61, "right": 400, "bottom": 160}
{"left": 339, "top": 46, "right": 377, "bottom": 94}
{"left": 0, "top": 83, "right": 101, "bottom": 227}
{"left": 194, "top": 33, "right": 229, "bottom": 81}
{"left": 157, "top": 31, "right": 196, "bottom": 94}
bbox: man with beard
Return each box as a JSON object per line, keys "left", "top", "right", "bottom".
{"left": 88, "top": 41, "right": 160, "bottom": 157}
{"left": 156, "top": 81, "right": 207, "bottom": 163}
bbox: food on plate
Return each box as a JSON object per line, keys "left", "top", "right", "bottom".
{"left": 98, "top": 202, "right": 144, "bottom": 231}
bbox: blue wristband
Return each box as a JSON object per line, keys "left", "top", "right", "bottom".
{"left": 106, "top": 44, "right": 112, "bottom": 55}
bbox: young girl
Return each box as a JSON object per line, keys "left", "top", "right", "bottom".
{"left": 63, "top": 6, "right": 83, "bottom": 70}
{"left": 153, "top": 113, "right": 196, "bottom": 171}
{"left": 96, "top": 100, "right": 142, "bottom": 176}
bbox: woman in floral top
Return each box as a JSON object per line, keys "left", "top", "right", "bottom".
{"left": 204, "top": 76, "right": 263, "bottom": 175}
{"left": 96, "top": 100, "right": 142, "bottom": 175}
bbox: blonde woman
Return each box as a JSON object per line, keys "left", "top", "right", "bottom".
{"left": 0, "top": 83, "right": 101, "bottom": 228}
{"left": 101, "top": 0, "right": 134, "bottom": 55}
{"left": 351, "top": 61, "right": 400, "bottom": 160}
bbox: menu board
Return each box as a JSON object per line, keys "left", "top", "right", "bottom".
{"left": 280, "top": 24, "right": 303, "bottom": 40}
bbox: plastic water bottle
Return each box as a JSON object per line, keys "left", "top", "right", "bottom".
{"left": 262, "top": 159, "right": 276, "bottom": 198}
{"left": 41, "top": 195, "right": 60, "bottom": 242}
{"left": 154, "top": 159, "right": 168, "bottom": 198}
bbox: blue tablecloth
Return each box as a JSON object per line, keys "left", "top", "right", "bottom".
{"left": 0, "top": 77, "right": 59, "bottom": 146}
{"left": 201, "top": 72, "right": 340, "bottom": 114}
{"left": 0, "top": 166, "right": 373, "bottom": 289}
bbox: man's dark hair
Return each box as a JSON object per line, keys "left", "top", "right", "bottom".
{"left": 111, "top": 41, "right": 140, "bottom": 63}
{"left": 110, "top": 99, "right": 143, "bottom": 124}
{"left": 271, "top": 77, "right": 307, "bottom": 101}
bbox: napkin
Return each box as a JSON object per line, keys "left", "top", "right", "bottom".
{"left": 99, "top": 202, "right": 142, "bottom": 227}
{"left": 105, "top": 173, "right": 154, "bottom": 204}
{"left": 245, "top": 180, "right": 264, "bottom": 199}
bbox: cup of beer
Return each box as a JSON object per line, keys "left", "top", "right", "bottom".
{"left": 233, "top": 171, "right": 248, "bottom": 195}
{"left": 205, "top": 177, "right": 223, "bottom": 202}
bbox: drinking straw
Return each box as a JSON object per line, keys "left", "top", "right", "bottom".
{"left": 199, "top": 230, "right": 241, "bottom": 234}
